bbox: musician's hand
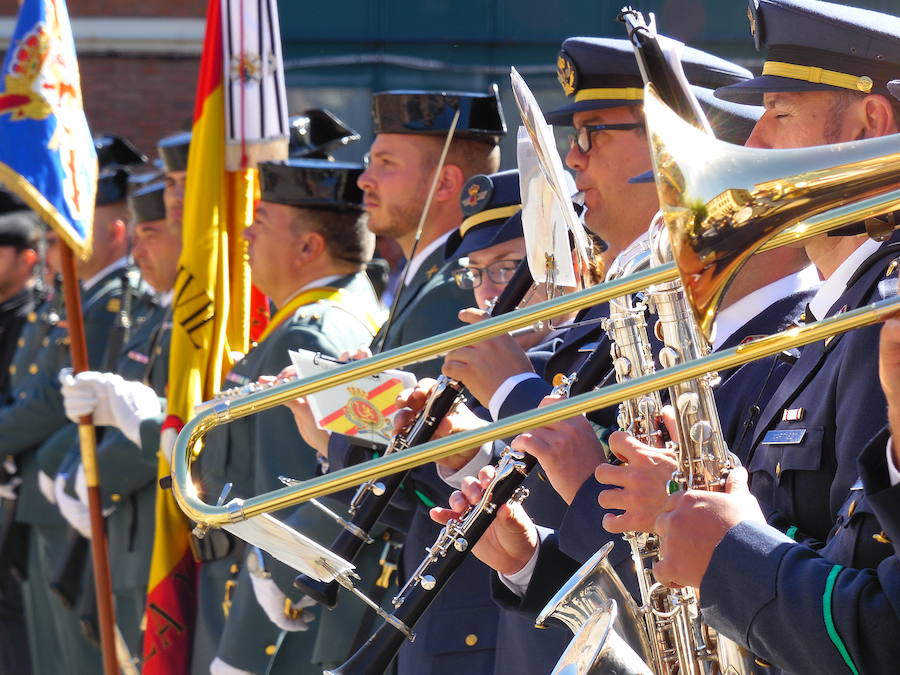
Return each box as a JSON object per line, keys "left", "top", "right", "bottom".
{"left": 430, "top": 465, "right": 539, "bottom": 576}
{"left": 596, "top": 407, "right": 678, "bottom": 534}
{"left": 393, "top": 378, "right": 489, "bottom": 471}
{"left": 441, "top": 308, "right": 534, "bottom": 407}
{"left": 653, "top": 467, "right": 764, "bottom": 588}
{"left": 340, "top": 346, "right": 372, "bottom": 362}
{"left": 277, "top": 367, "right": 330, "bottom": 457}
{"left": 879, "top": 317, "right": 900, "bottom": 468}
{"left": 509, "top": 396, "right": 603, "bottom": 504}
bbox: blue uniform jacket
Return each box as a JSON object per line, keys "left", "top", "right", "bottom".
{"left": 742, "top": 237, "right": 900, "bottom": 544}
{"left": 700, "top": 426, "right": 900, "bottom": 675}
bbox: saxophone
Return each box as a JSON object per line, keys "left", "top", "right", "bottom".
{"left": 539, "top": 222, "right": 754, "bottom": 675}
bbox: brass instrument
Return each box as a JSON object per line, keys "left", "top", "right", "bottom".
{"left": 171, "top": 87, "right": 900, "bottom": 533}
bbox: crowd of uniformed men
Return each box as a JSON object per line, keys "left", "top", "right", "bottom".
{"left": 1, "top": 0, "right": 900, "bottom": 672}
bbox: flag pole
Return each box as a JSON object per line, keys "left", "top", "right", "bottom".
{"left": 60, "top": 244, "right": 119, "bottom": 675}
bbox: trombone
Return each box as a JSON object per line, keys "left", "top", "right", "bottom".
{"left": 172, "top": 85, "right": 900, "bottom": 530}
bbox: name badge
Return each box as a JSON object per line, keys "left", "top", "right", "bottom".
{"left": 762, "top": 429, "right": 806, "bottom": 445}
{"left": 127, "top": 350, "right": 149, "bottom": 364}
{"left": 578, "top": 341, "right": 600, "bottom": 353}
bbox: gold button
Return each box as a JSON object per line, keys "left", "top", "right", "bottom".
{"left": 464, "top": 634, "right": 478, "bottom": 647}
{"left": 155, "top": 346, "right": 162, "bottom": 355}
{"left": 312, "top": 313, "right": 321, "bottom": 321}
{"left": 27, "top": 312, "right": 36, "bottom": 323}
{"left": 17, "top": 337, "right": 24, "bottom": 348}
{"left": 8, "top": 365, "right": 15, "bottom": 375}
{"left": 111, "top": 493, "right": 121, "bottom": 503}
{"left": 775, "top": 462, "right": 781, "bottom": 478}
{"left": 18, "top": 392, "right": 26, "bottom": 399}
{"left": 28, "top": 364, "right": 38, "bottom": 375}
{"left": 230, "top": 563, "right": 240, "bottom": 575}
{"left": 874, "top": 531, "right": 891, "bottom": 544}
{"left": 42, "top": 337, "right": 49, "bottom": 347}
{"left": 265, "top": 645, "right": 276, "bottom": 656}
{"left": 847, "top": 500, "right": 857, "bottom": 517}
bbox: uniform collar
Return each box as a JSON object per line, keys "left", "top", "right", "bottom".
{"left": 403, "top": 231, "right": 452, "bottom": 287}
{"left": 808, "top": 238, "right": 882, "bottom": 320}
{"left": 157, "top": 289, "right": 174, "bottom": 307}
{"left": 279, "top": 274, "right": 345, "bottom": 308}
{"left": 81, "top": 256, "right": 129, "bottom": 292}
{"left": 712, "top": 265, "right": 820, "bottom": 350}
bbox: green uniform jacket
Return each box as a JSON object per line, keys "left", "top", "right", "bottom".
{"left": 193, "top": 272, "right": 382, "bottom": 675}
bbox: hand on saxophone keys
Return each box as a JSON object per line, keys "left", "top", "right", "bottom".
{"left": 429, "top": 464, "right": 539, "bottom": 576}
{"left": 596, "top": 406, "right": 679, "bottom": 534}
{"left": 651, "top": 466, "right": 765, "bottom": 589}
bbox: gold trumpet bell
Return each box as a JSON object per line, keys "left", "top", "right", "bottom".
{"left": 644, "top": 84, "right": 900, "bottom": 339}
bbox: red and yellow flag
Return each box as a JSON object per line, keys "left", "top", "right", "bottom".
{"left": 142, "top": 0, "right": 287, "bottom": 670}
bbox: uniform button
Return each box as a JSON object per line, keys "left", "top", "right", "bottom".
{"left": 41, "top": 337, "right": 49, "bottom": 347}
{"left": 17, "top": 337, "right": 24, "bottom": 348}
{"left": 27, "top": 312, "right": 36, "bottom": 323}
{"left": 111, "top": 493, "right": 121, "bottom": 503}
{"left": 464, "top": 634, "right": 478, "bottom": 647}
{"left": 265, "top": 645, "right": 276, "bottom": 656}
{"left": 312, "top": 313, "right": 321, "bottom": 321}
{"left": 18, "top": 392, "right": 25, "bottom": 399}
{"left": 755, "top": 657, "right": 772, "bottom": 668}
{"left": 8, "top": 365, "right": 14, "bottom": 375}
{"left": 230, "top": 563, "right": 240, "bottom": 575}
{"left": 847, "top": 500, "right": 857, "bottom": 517}
{"left": 28, "top": 364, "right": 38, "bottom": 375}
{"left": 155, "top": 346, "right": 162, "bottom": 355}
{"left": 873, "top": 531, "right": 891, "bottom": 544}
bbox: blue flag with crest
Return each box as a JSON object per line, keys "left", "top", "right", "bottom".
{"left": 0, "top": 0, "right": 96, "bottom": 258}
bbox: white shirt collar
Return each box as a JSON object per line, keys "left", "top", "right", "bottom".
{"left": 808, "top": 238, "right": 882, "bottom": 320}
{"left": 158, "top": 290, "right": 174, "bottom": 308}
{"left": 81, "top": 256, "right": 129, "bottom": 292}
{"left": 711, "top": 265, "right": 821, "bottom": 350}
{"left": 403, "top": 231, "right": 452, "bottom": 287}
{"left": 278, "top": 274, "right": 344, "bottom": 308}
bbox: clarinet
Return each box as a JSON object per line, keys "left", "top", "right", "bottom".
{"left": 328, "top": 328, "right": 615, "bottom": 675}
{"left": 294, "top": 261, "right": 534, "bottom": 608}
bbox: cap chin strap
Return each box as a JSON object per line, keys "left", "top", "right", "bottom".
{"left": 762, "top": 61, "right": 873, "bottom": 93}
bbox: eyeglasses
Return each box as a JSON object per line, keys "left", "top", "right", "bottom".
{"left": 452, "top": 259, "right": 522, "bottom": 289}
{"left": 567, "top": 123, "right": 643, "bottom": 154}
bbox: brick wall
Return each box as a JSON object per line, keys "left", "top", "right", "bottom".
{"left": 68, "top": 0, "right": 205, "bottom": 18}
{"left": 79, "top": 54, "right": 199, "bottom": 157}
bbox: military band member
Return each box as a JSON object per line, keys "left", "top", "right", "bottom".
{"left": 57, "top": 179, "right": 179, "bottom": 658}
{"left": 290, "top": 89, "right": 510, "bottom": 675}
{"left": 188, "top": 159, "right": 381, "bottom": 675}
{"left": 648, "top": 313, "right": 900, "bottom": 675}
{"left": 0, "top": 135, "right": 148, "bottom": 673}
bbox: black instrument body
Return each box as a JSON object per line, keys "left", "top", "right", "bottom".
{"left": 294, "top": 261, "right": 534, "bottom": 607}
{"left": 330, "top": 337, "right": 614, "bottom": 675}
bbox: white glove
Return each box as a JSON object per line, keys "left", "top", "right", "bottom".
{"left": 59, "top": 369, "right": 161, "bottom": 446}
{"left": 249, "top": 570, "right": 317, "bottom": 632}
{"left": 209, "top": 658, "right": 253, "bottom": 675}
{"left": 54, "top": 473, "right": 92, "bottom": 538}
{"left": 0, "top": 457, "right": 22, "bottom": 500}
{"left": 38, "top": 470, "right": 56, "bottom": 504}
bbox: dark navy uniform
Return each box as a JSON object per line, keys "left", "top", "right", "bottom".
{"left": 700, "top": 427, "right": 900, "bottom": 675}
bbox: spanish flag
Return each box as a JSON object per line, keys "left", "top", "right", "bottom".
{"left": 142, "top": 0, "right": 287, "bottom": 670}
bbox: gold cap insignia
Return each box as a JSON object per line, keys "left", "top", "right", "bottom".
{"left": 557, "top": 51, "right": 578, "bottom": 97}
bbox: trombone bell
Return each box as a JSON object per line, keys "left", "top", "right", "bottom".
{"left": 644, "top": 84, "right": 900, "bottom": 339}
